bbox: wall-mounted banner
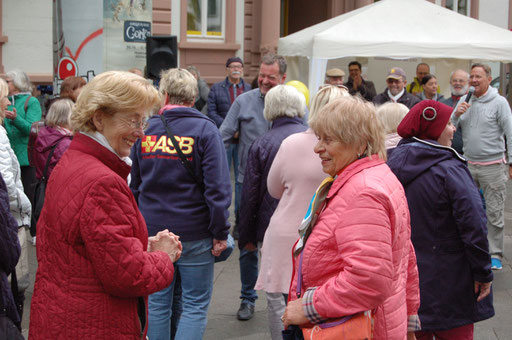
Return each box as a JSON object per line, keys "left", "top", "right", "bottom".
{"left": 104, "top": 0, "right": 152, "bottom": 72}
{"left": 124, "top": 20, "right": 151, "bottom": 43}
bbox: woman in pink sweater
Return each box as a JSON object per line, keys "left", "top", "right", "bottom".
{"left": 282, "top": 96, "right": 420, "bottom": 340}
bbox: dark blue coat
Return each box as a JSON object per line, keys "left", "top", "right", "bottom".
{"left": 0, "top": 173, "right": 21, "bottom": 327}
{"left": 130, "top": 106, "right": 232, "bottom": 242}
{"left": 207, "top": 77, "right": 251, "bottom": 127}
{"left": 238, "top": 116, "right": 307, "bottom": 249}
{"left": 387, "top": 138, "right": 494, "bottom": 331}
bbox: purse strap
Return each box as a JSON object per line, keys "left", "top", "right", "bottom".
{"left": 296, "top": 251, "right": 304, "bottom": 298}
{"left": 159, "top": 114, "right": 203, "bottom": 189}
{"left": 42, "top": 143, "right": 58, "bottom": 181}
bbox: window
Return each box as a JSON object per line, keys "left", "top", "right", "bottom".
{"left": 445, "top": 0, "right": 471, "bottom": 16}
{"left": 187, "top": 0, "right": 224, "bottom": 38}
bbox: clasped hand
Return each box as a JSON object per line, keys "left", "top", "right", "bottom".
{"left": 148, "top": 229, "right": 182, "bottom": 262}
{"left": 212, "top": 239, "right": 227, "bottom": 257}
{"left": 5, "top": 108, "right": 16, "bottom": 120}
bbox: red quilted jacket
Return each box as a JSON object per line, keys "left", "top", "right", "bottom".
{"left": 29, "top": 133, "right": 174, "bottom": 339}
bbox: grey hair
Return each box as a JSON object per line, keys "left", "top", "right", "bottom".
{"left": 160, "top": 68, "right": 198, "bottom": 105}
{"left": 263, "top": 85, "right": 305, "bottom": 121}
{"left": 376, "top": 102, "right": 409, "bottom": 134}
{"left": 6, "top": 69, "right": 32, "bottom": 92}
{"left": 45, "top": 98, "right": 74, "bottom": 128}
{"left": 449, "top": 69, "right": 470, "bottom": 81}
{"left": 186, "top": 65, "right": 200, "bottom": 78}
{"left": 261, "top": 53, "right": 287, "bottom": 75}
{"left": 471, "top": 63, "right": 492, "bottom": 77}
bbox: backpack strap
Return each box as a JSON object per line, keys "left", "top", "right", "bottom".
{"left": 42, "top": 144, "right": 58, "bottom": 182}
{"left": 159, "top": 114, "right": 204, "bottom": 190}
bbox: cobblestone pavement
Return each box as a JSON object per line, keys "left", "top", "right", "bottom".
{"left": 21, "top": 182, "right": 512, "bottom": 339}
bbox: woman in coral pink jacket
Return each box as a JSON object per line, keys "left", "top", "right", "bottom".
{"left": 256, "top": 85, "right": 349, "bottom": 340}
{"left": 282, "top": 96, "right": 420, "bottom": 340}
{"left": 29, "top": 72, "right": 182, "bottom": 340}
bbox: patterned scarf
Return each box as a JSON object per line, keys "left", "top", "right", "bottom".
{"left": 294, "top": 176, "right": 335, "bottom": 256}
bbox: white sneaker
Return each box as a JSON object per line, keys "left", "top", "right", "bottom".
{"left": 31, "top": 236, "right": 36, "bottom": 246}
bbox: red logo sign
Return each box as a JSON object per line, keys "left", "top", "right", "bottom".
{"left": 58, "top": 57, "right": 78, "bottom": 80}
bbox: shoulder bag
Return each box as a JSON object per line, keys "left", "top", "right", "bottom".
{"left": 159, "top": 114, "right": 234, "bottom": 263}
{"left": 296, "top": 251, "right": 374, "bottom": 340}
{"left": 33, "top": 143, "right": 58, "bottom": 223}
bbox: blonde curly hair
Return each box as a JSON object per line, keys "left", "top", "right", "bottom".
{"left": 71, "top": 71, "right": 161, "bottom": 133}
{"left": 310, "top": 96, "right": 387, "bottom": 160}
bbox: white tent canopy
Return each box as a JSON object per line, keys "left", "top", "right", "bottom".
{"left": 278, "top": 0, "right": 512, "bottom": 95}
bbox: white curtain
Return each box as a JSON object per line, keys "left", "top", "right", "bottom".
{"left": 308, "top": 58, "right": 328, "bottom": 99}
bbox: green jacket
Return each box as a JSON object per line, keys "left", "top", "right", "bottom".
{"left": 5, "top": 93, "right": 42, "bottom": 166}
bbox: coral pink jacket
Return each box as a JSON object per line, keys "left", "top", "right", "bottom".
{"left": 289, "top": 156, "right": 420, "bottom": 340}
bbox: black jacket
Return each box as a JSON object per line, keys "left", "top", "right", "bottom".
{"left": 0, "top": 173, "right": 21, "bottom": 327}
{"left": 344, "top": 77, "right": 376, "bottom": 101}
{"left": 238, "top": 116, "right": 306, "bottom": 248}
{"left": 373, "top": 90, "right": 421, "bottom": 109}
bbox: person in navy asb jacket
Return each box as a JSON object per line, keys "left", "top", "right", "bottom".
{"left": 130, "top": 68, "right": 231, "bottom": 340}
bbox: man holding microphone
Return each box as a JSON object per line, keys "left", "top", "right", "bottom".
{"left": 451, "top": 63, "right": 512, "bottom": 271}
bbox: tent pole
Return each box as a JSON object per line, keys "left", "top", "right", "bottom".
{"left": 507, "top": 63, "right": 512, "bottom": 107}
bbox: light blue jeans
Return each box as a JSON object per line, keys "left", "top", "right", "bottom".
{"left": 147, "top": 238, "right": 214, "bottom": 340}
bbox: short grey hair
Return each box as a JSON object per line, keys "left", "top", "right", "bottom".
{"left": 45, "top": 98, "right": 74, "bottom": 128}
{"left": 160, "top": 68, "right": 198, "bottom": 105}
{"left": 263, "top": 85, "right": 305, "bottom": 121}
{"left": 471, "top": 63, "right": 492, "bottom": 77}
{"left": 6, "top": 69, "right": 32, "bottom": 92}
{"left": 186, "top": 65, "right": 200, "bottom": 78}
{"left": 376, "top": 102, "right": 409, "bottom": 134}
{"left": 261, "top": 54, "right": 287, "bottom": 75}
{"left": 450, "top": 69, "right": 469, "bottom": 81}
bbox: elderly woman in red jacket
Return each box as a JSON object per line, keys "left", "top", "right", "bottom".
{"left": 29, "top": 71, "right": 182, "bottom": 340}
{"left": 282, "top": 96, "right": 420, "bottom": 339}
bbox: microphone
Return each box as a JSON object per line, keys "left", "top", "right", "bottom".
{"left": 465, "top": 86, "right": 475, "bottom": 103}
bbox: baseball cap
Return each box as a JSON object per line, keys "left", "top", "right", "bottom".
{"left": 386, "top": 67, "right": 406, "bottom": 80}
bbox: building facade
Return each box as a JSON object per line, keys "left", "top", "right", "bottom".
{"left": 0, "top": 0, "right": 510, "bottom": 87}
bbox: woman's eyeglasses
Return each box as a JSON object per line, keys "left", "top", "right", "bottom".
{"left": 118, "top": 117, "right": 149, "bottom": 130}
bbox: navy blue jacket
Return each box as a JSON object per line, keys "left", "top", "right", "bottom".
{"left": 130, "top": 106, "right": 231, "bottom": 242}
{"left": 0, "top": 173, "right": 21, "bottom": 327}
{"left": 238, "top": 116, "right": 307, "bottom": 249}
{"left": 387, "top": 138, "right": 494, "bottom": 331}
{"left": 207, "top": 77, "right": 251, "bottom": 127}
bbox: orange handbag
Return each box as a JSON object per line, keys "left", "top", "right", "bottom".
{"left": 297, "top": 252, "right": 374, "bottom": 340}
{"left": 301, "top": 311, "right": 373, "bottom": 340}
